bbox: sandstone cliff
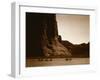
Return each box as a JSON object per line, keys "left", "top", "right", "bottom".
{"left": 26, "top": 13, "right": 71, "bottom": 58}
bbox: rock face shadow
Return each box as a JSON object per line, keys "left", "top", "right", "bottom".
{"left": 26, "top": 13, "right": 71, "bottom": 58}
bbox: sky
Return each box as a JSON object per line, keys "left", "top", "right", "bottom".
{"left": 56, "top": 14, "right": 89, "bottom": 44}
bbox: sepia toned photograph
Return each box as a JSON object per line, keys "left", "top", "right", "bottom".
{"left": 26, "top": 12, "right": 90, "bottom": 67}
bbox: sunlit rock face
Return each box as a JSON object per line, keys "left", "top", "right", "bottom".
{"left": 26, "top": 13, "right": 71, "bottom": 58}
